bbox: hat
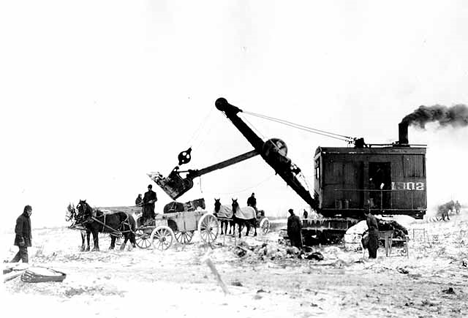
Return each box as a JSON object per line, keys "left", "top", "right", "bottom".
{"left": 148, "top": 184, "right": 152, "bottom": 189}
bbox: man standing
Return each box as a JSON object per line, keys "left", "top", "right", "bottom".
{"left": 364, "top": 209, "right": 379, "bottom": 259}
{"left": 11, "top": 205, "right": 33, "bottom": 263}
{"left": 455, "top": 200, "right": 461, "bottom": 214}
{"left": 287, "top": 208, "right": 303, "bottom": 249}
{"left": 247, "top": 193, "right": 257, "bottom": 210}
{"left": 142, "top": 184, "right": 157, "bottom": 225}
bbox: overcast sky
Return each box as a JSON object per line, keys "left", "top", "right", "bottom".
{"left": 2, "top": 0, "right": 468, "bottom": 228}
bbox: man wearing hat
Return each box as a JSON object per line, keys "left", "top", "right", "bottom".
{"left": 287, "top": 208, "right": 303, "bottom": 249}
{"left": 142, "top": 184, "right": 157, "bottom": 225}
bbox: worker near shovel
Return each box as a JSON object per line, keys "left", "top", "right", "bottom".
{"left": 287, "top": 208, "right": 303, "bottom": 250}
{"left": 364, "top": 209, "right": 379, "bottom": 259}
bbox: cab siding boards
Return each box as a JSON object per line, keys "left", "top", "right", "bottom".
{"left": 313, "top": 147, "right": 427, "bottom": 219}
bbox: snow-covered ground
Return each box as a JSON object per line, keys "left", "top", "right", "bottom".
{"left": 2, "top": 210, "right": 468, "bottom": 318}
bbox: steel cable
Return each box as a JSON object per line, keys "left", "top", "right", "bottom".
{"left": 243, "top": 111, "right": 353, "bottom": 143}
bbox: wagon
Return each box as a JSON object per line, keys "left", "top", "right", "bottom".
{"left": 135, "top": 210, "right": 219, "bottom": 250}
{"left": 98, "top": 204, "right": 219, "bottom": 251}
{"left": 256, "top": 211, "right": 271, "bottom": 235}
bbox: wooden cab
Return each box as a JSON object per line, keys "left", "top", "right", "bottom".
{"left": 313, "top": 145, "right": 427, "bottom": 219}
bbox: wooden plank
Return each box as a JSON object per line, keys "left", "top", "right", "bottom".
{"left": 98, "top": 206, "right": 142, "bottom": 214}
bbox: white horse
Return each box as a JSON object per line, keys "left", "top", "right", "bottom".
{"left": 214, "top": 199, "right": 234, "bottom": 235}
{"left": 231, "top": 199, "right": 257, "bottom": 238}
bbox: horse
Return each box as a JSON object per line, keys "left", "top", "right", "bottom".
{"left": 66, "top": 203, "right": 91, "bottom": 251}
{"left": 213, "top": 199, "right": 234, "bottom": 235}
{"left": 231, "top": 198, "right": 257, "bottom": 238}
{"left": 76, "top": 200, "right": 136, "bottom": 251}
{"left": 186, "top": 198, "right": 206, "bottom": 211}
{"left": 437, "top": 200, "right": 455, "bottom": 221}
{"left": 163, "top": 198, "right": 206, "bottom": 214}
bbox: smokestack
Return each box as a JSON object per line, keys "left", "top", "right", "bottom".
{"left": 399, "top": 122, "right": 409, "bottom": 145}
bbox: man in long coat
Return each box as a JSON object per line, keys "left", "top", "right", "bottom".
{"left": 142, "top": 185, "right": 157, "bottom": 225}
{"left": 11, "top": 205, "right": 33, "bottom": 263}
{"left": 364, "top": 210, "right": 379, "bottom": 259}
{"left": 287, "top": 208, "right": 303, "bottom": 249}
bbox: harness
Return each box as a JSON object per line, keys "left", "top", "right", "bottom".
{"left": 104, "top": 213, "right": 131, "bottom": 236}
{"left": 84, "top": 211, "right": 133, "bottom": 237}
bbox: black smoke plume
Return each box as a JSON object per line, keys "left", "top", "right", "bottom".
{"left": 401, "top": 104, "right": 468, "bottom": 128}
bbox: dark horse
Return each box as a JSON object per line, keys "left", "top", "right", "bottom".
{"left": 163, "top": 198, "right": 206, "bottom": 214}
{"left": 231, "top": 198, "right": 257, "bottom": 238}
{"left": 76, "top": 200, "right": 136, "bottom": 251}
{"left": 66, "top": 203, "right": 91, "bottom": 251}
{"left": 213, "top": 199, "right": 234, "bottom": 235}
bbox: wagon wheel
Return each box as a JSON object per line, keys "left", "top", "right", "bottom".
{"left": 198, "top": 213, "right": 219, "bottom": 243}
{"left": 259, "top": 218, "right": 270, "bottom": 235}
{"left": 150, "top": 226, "right": 175, "bottom": 251}
{"left": 135, "top": 228, "right": 152, "bottom": 249}
{"left": 175, "top": 231, "right": 195, "bottom": 244}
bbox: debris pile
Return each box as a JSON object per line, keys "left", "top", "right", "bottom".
{"left": 232, "top": 240, "right": 327, "bottom": 263}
